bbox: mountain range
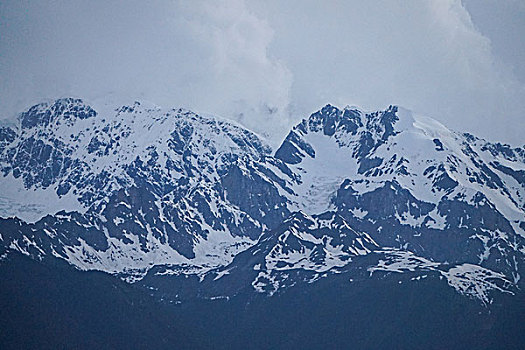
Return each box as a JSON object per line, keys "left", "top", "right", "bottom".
{"left": 0, "top": 98, "right": 524, "bottom": 348}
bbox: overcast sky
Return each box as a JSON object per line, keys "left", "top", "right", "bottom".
{"left": 1, "top": 0, "right": 524, "bottom": 146}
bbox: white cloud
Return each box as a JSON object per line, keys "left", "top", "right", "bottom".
{"left": 174, "top": 0, "right": 292, "bottom": 140}
{"left": 0, "top": 0, "right": 292, "bottom": 143}
{"left": 0, "top": 0, "right": 523, "bottom": 146}
{"left": 249, "top": 0, "right": 525, "bottom": 145}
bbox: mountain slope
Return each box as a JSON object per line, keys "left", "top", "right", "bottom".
{"left": 0, "top": 99, "right": 524, "bottom": 306}
{"left": 3, "top": 252, "right": 524, "bottom": 350}
{"left": 273, "top": 104, "right": 525, "bottom": 286}
{"left": 0, "top": 98, "right": 294, "bottom": 281}
{"left": 0, "top": 253, "right": 201, "bottom": 350}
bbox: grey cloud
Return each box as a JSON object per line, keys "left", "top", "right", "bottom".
{"left": 249, "top": 0, "right": 525, "bottom": 145}
{"left": 0, "top": 0, "right": 523, "bottom": 146}
{"left": 0, "top": 0, "right": 292, "bottom": 144}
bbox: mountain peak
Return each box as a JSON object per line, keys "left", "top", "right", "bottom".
{"left": 275, "top": 104, "right": 406, "bottom": 165}
{"left": 18, "top": 98, "right": 97, "bottom": 129}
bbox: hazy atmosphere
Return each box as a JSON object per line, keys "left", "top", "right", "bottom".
{"left": 1, "top": 0, "right": 524, "bottom": 146}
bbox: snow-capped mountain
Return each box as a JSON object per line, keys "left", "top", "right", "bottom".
{"left": 270, "top": 104, "right": 525, "bottom": 294}
{"left": 0, "top": 98, "right": 524, "bottom": 304}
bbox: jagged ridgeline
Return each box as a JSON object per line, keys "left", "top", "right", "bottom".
{"left": 0, "top": 98, "right": 524, "bottom": 305}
